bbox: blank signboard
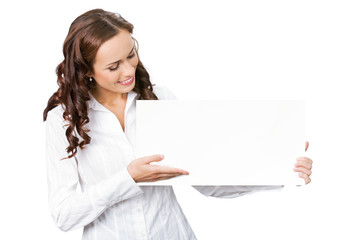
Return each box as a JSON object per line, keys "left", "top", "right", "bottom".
{"left": 135, "top": 100, "right": 305, "bottom": 185}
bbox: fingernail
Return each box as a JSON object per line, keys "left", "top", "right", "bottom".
{"left": 160, "top": 154, "right": 164, "bottom": 159}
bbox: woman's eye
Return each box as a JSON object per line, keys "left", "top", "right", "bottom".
{"left": 109, "top": 63, "right": 119, "bottom": 71}
{"left": 128, "top": 53, "right": 136, "bottom": 59}
{"left": 109, "top": 53, "right": 136, "bottom": 71}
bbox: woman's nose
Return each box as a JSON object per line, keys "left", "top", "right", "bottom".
{"left": 120, "top": 60, "right": 135, "bottom": 76}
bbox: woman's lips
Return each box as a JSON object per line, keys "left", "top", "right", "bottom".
{"left": 118, "top": 76, "right": 134, "bottom": 85}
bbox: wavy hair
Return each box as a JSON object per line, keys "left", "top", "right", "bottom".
{"left": 43, "top": 9, "right": 158, "bottom": 159}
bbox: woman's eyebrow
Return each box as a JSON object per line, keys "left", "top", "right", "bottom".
{"left": 105, "top": 44, "right": 135, "bottom": 67}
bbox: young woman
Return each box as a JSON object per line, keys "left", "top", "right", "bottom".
{"left": 43, "top": 9, "right": 313, "bottom": 239}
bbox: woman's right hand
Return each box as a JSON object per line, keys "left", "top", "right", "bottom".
{"left": 127, "top": 154, "right": 189, "bottom": 183}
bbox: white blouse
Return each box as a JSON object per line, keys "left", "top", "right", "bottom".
{"left": 45, "top": 85, "right": 282, "bottom": 240}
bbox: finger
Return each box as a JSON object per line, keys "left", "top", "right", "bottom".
{"left": 155, "top": 176, "right": 179, "bottom": 181}
{"left": 305, "top": 141, "right": 309, "bottom": 152}
{"left": 295, "top": 157, "right": 313, "bottom": 169}
{"left": 142, "top": 154, "right": 164, "bottom": 164}
{"left": 156, "top": 173, "right": 185, "bottom": 179}
{"left": 153, "top": 165, "right": 189, "bottom": 175}
{"left": 293, "top": 166, "right": 312, "bottom": 176}
{"left": 146, "top": 174, "right": 183, "bottom": 182}
{"left": 298, "top": 173, "right": 311, "bottom": 184}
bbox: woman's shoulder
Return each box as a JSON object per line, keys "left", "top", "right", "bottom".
{"left": 152, "top": 84, "right": 178, "bottom": 100}
{"left": 46, "top": 104, "right": 66, "bottom": 124}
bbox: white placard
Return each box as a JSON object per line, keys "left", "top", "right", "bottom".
{"left": 135, "top": 100, "right": 305, "bottom": 185}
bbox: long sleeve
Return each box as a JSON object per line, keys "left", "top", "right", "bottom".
{"left": 191, "top": 185, "right": 283, "bottom": 198}
{"left": 45, "top": 109, "right": 143, "bottom": 232}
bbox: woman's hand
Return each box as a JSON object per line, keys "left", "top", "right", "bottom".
{"left": 293, "top": 141, "right": 313, "bottom": 184}
{"left": 127, "top": 154, "right": 189, "bottom": 183}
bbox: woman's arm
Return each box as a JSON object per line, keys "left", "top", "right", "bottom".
{"left": 192, "top": 185, "right": 284, "bottom": 198}
{"left": 46, "top": 110, "right": 143, "bottom": 232}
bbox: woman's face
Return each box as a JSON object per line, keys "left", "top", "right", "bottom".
{"left": 90, "top": 29, "right": 138, "bottom": 97}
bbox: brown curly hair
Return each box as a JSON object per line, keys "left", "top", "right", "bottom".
{"left": 43, "top": 9, "right": 158, "bottom": 159}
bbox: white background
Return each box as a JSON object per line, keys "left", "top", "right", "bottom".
{"left": 1, "top": 0, "right": 359, "bottom": 239}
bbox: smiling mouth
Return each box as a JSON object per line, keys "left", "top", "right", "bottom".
{"left": 118, "top": 76, "right": 134, "bottom": 85}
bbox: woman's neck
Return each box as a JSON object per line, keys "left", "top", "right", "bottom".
{"left": 91, "top": 87, "right": 128, "bottom": 107}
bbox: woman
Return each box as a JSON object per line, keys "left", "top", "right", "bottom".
{"left": 43, "top": 9, "right": 313, "bottom": 239}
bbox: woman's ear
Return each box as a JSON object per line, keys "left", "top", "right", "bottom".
{"left": 85, "top": 70, "right": 94, "bottom": 78}
{"left": 85, "top": 72, "right": 94, "bottom": 82}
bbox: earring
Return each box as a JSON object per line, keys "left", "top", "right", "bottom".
{"left": 89, "top": 77, "right": 93, "bottom": 82}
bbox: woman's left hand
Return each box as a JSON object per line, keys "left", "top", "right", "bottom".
{"left": 293, "top": 141, "right": 313, "bottom": 184}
